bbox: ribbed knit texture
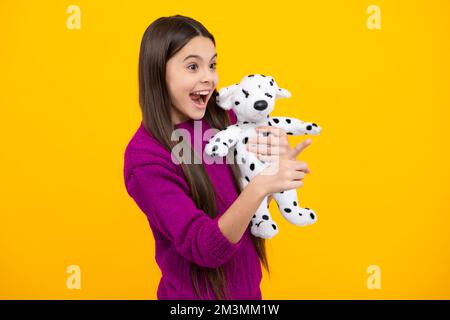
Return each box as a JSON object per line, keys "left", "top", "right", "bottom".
{"left": 123, "top": 110, "right": 262, "bottom": 300}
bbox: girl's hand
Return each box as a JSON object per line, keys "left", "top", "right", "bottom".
{"left": 250, "top": 138, "right": 313, "bottom": 196}
{"left": 247, "top": 126, "right": 312, "bottom": 167}
{"left": 246, "top": 126, "right": 291, "bottom": 162}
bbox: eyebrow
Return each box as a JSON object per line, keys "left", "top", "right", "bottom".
{"left": 183, "top": 53, "right": 217, "bottom": 62}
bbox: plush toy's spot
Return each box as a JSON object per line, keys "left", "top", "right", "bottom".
{"left": 284, "top": 208, "right": 292, "bottom": 213}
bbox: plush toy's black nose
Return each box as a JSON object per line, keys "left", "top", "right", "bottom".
{"left": 254, "top": 100, "right": 268, "bottom": 111}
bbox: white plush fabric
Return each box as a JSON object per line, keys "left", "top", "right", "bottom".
{"left": 204, "top": 74, "right": 322, "bottom": 239}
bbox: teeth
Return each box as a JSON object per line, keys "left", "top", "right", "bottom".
{"left": 191, "top": 90, "right": 210, "bottom": 96}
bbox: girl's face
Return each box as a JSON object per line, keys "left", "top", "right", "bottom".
{"left": 166, "top": 36, "right": 218, "bottom": 125}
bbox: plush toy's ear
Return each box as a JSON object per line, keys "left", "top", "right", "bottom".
{"left": 275, "top": 87, "right": 292, "bottom": 99}
{"left": 216, "top": 83, "right": 239, "bottom": 110}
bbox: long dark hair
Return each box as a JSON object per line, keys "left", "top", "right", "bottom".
{"left": 138, "top": 14, "right": 269, "bottom": 299}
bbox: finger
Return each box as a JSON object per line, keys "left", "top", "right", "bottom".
{"left": 248, "top": 135, "right": 285, "bottom": 147}
{"left": 286, "top": 180, "right": 303, "bottom": 190}
{"left": 255, "top": 145, "right": 280, "bottom": 155}
{"left": 255, "top": 153, "right": 279, "bottom": 163}
{"left": 292, "top": 170, "right": 306, "bottom": 181}
{"left": 288, "top": 139, "right": 312, "bottom": 159}
{"left": 255, "top": 126, "right": 287, "bottom": 137}
{"left": 293, "top": 160, "right": 310, "bottom": 173}
{"left": 245, "top": 144, "right": 280, "bottom": 163}
{"left": 247, "top": 144, "right": 280, "bottom": 156}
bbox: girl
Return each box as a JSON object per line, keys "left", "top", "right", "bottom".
{"left": 123, "top": 15, "right": 312, "bottom": 300}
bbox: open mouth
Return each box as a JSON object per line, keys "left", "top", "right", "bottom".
{"left": 189, "top": 90, "right": 210, "bottom": 109}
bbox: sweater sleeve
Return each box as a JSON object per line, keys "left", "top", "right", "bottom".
{"left": 126, "top": 162, "right": 243, "bottom": 269}
{"left": 227, "top": 109, "right": 238, "bottom": 125}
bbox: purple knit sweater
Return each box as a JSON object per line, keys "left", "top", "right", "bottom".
{"left": 123, "top": 110, "right": 263, "bottom": 300}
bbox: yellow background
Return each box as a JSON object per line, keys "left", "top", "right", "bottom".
{"left": 1, "top": 0, "right": 449, "bottom": 299}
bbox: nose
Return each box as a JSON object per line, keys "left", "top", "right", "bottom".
{"left": 201, "top": 66, "right": 215, "bottom": 84}
{"left": 254, "top": 100, "right": 268, "bottom": 111}
{"left": 201, "top": 77, "right": 211, "bottom": 85}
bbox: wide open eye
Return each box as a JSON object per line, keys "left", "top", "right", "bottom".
{"left": 187, "top": 64, "right": 198, "bottom": 71}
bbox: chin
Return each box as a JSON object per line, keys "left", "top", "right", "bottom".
{"left": 190, "top": 109, "right": 207, "bottom": 120}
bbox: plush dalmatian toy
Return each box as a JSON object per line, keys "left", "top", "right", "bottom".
{"left": 204, "top": 74, "right": 322, "bottom": 239}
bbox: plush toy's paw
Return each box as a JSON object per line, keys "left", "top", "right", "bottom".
{"left": 205, "top": 141, "right": 230, "bottom": 157}
{"left": 283, "top": 207, "right": 317, "bottom": 226}
{"left": 304, "top": 122, "right": 321, "bottom": 135}
{"left": 251, "top": 219, "right": 279, "bottom": 239}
